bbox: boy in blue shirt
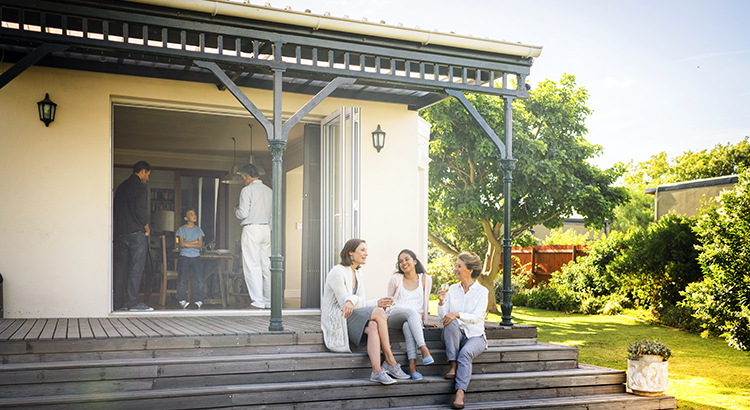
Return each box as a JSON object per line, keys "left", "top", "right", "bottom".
{"left": 176, "top": 207, "right": 205, "bottom": 309}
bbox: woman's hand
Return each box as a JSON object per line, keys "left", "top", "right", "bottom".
{"left": 377, "top": 297, "right": 393, "bottom": 309}
{"left": 341, "top": 300, "right": 354, "bottom": 318}
{"left": 437, "top": 288, "right": 447, "bottom": 305}
{"left": 442, "top": 311, "right": 460, "bottom": 326}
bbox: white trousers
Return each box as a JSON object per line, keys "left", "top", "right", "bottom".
{"left": 241, "top": 224, "right": 271, "bottom": 308}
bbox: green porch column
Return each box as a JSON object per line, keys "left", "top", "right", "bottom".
{"left": 500, "top": 96, "right": 516, "bottom": 327}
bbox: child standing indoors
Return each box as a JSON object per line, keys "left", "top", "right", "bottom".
{"left": 176, "top": 207, "right": 205, "bottom": 309}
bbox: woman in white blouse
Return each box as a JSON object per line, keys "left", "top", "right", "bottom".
{"left": 386, "top": 249, "right": 435, "bottom": 380}
{"left": 437, "top": 252, "right": 489, "bottom": 409}
{"left": 320, "top": 238, "right": 410, "bottom": 385}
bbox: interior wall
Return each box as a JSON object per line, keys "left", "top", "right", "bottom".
{"left": 0, "top": 63, "right": 423, "bottom": 318}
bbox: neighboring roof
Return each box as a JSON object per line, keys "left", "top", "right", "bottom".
{"left": 123, "top": 0, "right": 543, "bottom": 58}
{"left": 644, "top": 175, "right": 739, "bottom": 195}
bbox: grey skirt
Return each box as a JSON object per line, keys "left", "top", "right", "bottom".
{"left": 347, "top": 306, "right": 376, "bottom": 347}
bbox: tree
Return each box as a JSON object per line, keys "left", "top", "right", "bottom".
{"left": 613, "top": 137, "right": 750, "bottom": 232}
{"left": 683, "top": 168, "right": 750, "bottom": 351}
{"left": 421, "top": 75, "right": 628, "bottom": 312}
{"left": 623, "top": 137, "right": 750, "bottom": 191}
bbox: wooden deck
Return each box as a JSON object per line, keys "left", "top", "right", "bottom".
{"left": 0, "top": 314, "right": 323, "bottom": 342}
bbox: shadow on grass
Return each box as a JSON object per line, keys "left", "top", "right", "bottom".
{"left": 489, "top": 306, "right": 750, "bottom": 410}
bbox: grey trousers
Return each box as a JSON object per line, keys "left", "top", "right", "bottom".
{"left": 387, "top": 307, "right": 426, "bottom": 360}
{"left": 442, "top": 319, "right": 487, "bottom": 391}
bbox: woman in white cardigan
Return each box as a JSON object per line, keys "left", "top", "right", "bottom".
{"left": 321, "top": 238, "right": 410, "bottom": 385}
{"left": 386, "top": 249, "right": 435, "bottom": 380}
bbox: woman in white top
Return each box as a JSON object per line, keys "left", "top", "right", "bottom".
{"left": 386, "top": 249, "right": 435, "bottom": 380}
{"left": 321, "top": 238, "right": 411, "bottom": 385}
{"left": 437, "top": 252, "right": 489, "bottom": 409}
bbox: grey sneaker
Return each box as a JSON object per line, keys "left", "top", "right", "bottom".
{"left": 195, "top": 301, "right": 203, "bottom": 309}
{"left": 179, "top": 300, "right": 189, "bottom": 309}
{"left": 128, "top": 302, "right": 153, "bottom": 311}
{"left": 382, "top": 361, "right": 410, "bottom": 379}
{"left": 370, "top": 369, "right": 396, "bottom": 385}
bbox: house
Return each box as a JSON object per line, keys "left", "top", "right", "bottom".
{"left": 644, "top": 175, "right": 738, "bottom": 220}
{"left": 0, "top": 0, "right": 540, "bottom": 322}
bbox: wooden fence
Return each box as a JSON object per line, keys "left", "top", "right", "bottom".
{"left": 503, "top": 245, "right": 589, "bottom": 285}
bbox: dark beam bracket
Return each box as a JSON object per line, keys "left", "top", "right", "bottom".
{"left": 0, "top": 43, "right": 69, "bottom": 90}
{"left": 445, "top": 88, "right": 506, "bottom": 158}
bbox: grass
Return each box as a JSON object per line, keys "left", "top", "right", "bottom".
{"left": 486, "top": 306, "right": 750, "bottom": 410}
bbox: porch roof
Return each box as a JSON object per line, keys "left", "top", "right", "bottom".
{"left": 0, "top": 0, "right": 538, "bottom": 110}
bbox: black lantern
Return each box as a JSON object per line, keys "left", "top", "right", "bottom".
{"left": 372, "top": 124, "right": 386, "bottom": 153}
{"left": 37, "top": 93, "right": 57, "bottom": 127}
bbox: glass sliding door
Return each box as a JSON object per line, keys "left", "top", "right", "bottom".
{"left": 320, "top": 107, "right": 360, "bottom": 284}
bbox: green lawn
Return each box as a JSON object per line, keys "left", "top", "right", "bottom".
{"left": 494, "top": 307, "right": 750, "bottom": 410}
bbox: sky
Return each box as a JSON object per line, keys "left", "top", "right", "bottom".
{"left": 260, "top": 0, "right": 750, "bottom": 171}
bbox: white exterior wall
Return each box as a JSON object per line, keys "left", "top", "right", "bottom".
{"left": 0, "top": 64, "right": 424, "bottom": 318}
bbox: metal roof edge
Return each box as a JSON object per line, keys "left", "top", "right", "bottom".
{"left": 119, "top": 0, "right": 543, "bottom": 58}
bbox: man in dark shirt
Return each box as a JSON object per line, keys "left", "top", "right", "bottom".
{"left": 113, "top": 161, "right": 153, "bottom": 311}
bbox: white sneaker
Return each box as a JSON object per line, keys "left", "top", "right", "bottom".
{"left": 179, "top": 300, "right": 189, "bottom": 309}
{"left": 195, "top": 301, "right": 203, "bottom": 309}
{"left": 381, "top": 361, "right": 410, "bottom": 379}
{"left": 370, "top": 370, "right": 396, "bottom": 385}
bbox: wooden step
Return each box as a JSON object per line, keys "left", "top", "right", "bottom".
{"left": 0, "top": 344, "right": 577, "bottom": 398}
{"left": 370, "top": 393, "right": 678, "bottom": 410}
{"left": 0, "top": 365, "right": 630, "bottom": 409}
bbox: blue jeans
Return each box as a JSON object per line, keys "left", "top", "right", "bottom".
{"left": 442, "top": 320, "right": 487, "bottom": 391}
{"left": 114, "top": 231, "right": 148, "bottom": 309}
{"left": 177, "top": 256, "right": 204, "bottom": 303}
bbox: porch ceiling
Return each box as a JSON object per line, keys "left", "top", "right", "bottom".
{"left": 0, "top": 0, "right": 533, "bottom": 111}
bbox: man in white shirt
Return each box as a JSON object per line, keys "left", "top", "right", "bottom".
{"left": 234, "top": 164, "right": 272, "bottom": 309}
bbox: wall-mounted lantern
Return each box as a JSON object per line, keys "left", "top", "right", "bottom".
{"left": 372, "top": 124, "right": 386, "bottom": 153}
{"left": 37, "top": 93, "right": 57, "bottom": 127}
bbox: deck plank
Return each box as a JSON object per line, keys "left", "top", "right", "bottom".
{"left": 129, "top": 318, "right": 163, "bottom": 337}
{"left": 160, "top": 317, "right": 204, "bottom": 337}
{"left": 52, "top": 319, "right": 68, "bottom": 340}
{"left": 208, "top": 316, "right": 259, "bottom": 335}
{"left": 117, "top": 318, "right": 149, "bottom": 338}
{"left": 6, "top": 319, "right": 35, "bottom": 341}
{"left": 189, "top": 316, "right": 236, "bottom": 336}
{"left": 141, "top": 318, "right": 187, "bottom": 337}
{"left": 105, "top": 318, "right": 135, "bottom": 338}
{"left": 0, "top": 319, "right": 23, "bottom": 341}
{"left": 39, "top": 319, "right": 57, "bottom": 341}
{"left": 97, "top": 318, "right": 121, "bottom": 338}
{"left": 24, "top": 319, "right": 47, "bottom": 341}
{"left": 84, "top": 318, "right": 106, "bottom": 339}
{"left": 67, "top": 318, "right": 81, "bottom": 340}
{"left": 0, "top": 319, "right": 16, "bottom": 335}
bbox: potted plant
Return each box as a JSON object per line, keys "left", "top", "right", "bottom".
{"left": 626, "top": 339, "right": 672, "bottom": 396}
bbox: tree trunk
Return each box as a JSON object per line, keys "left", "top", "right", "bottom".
{"left": 478, "top": 240, "right": 502, "bottom": 313}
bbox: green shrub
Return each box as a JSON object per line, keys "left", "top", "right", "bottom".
{"left": 525, "top": 283, "right": 579, "bottom": 312}
{"left": 601, "top": 294, "right": 628, "bottom": 315}
{"left": 511, "top": 292, "right": 528, "bottom": 307}
{"left": 609, "top": 213, "right": 701, "bottom": 308}
{"left": 684, "top": 169, "right": 750, "bottom": 351}
{"left": 550, "top": 232, "right": 626, "bottom": 298}
{"left": 494, "top": 256, "right": 533, "bottom": 306}
{"left": 653, "top": 303, "right": 704, "bottom": 334}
